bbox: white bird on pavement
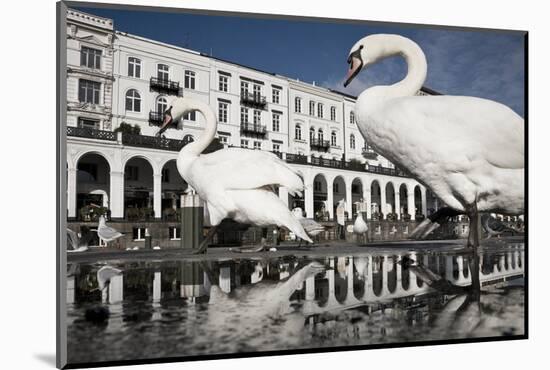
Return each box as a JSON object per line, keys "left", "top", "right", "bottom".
{"left": 343, "top": 34, "right": 524, "bottom": 250}
{"left": 96, "top": 215, "right": 124, "bottom": 247}
{"left": 157, "top": 97, "right": 312, "bottom": 253}
{"left": 292, "top": 207, "right": 325, "bottom": 245}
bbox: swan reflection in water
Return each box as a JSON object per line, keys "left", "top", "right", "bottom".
{"left": 66, "top": 244, "right": 524, "bottom": 363}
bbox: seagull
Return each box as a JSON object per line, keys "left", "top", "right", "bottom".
{"left": 66, "top": 228, "right": 89, "bottom": 252}
{"left": 292, "top": 208, "right": 325, "bottom": 246}
{"left": 96, "top": 265, "right": 123, "bottom": 292}
{"left": 96, "top": 215, "right": 124, "bottom": 247}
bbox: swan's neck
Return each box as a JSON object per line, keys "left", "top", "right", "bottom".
{"left": 177, "top": 100, "right": 217, "bottom": 165}
{"left": 359, "top": 35, "right": 427, "bottom": 106}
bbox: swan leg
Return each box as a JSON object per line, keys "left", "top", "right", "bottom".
{"left": 193, "top": 226, "right": 218, "bottom": 255}
{"left": 466, "top": 203, "right": 481, "bottom": 251}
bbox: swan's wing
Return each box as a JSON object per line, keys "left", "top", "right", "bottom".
{"left": 374, "top": 96, "right": 524, "bottom": 173}
{"left": 195, "top": 148, "right": 304, "bottom": 195}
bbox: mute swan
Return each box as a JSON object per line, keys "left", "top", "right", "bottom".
{"left": 344, "top": 34, "right": 524, "bottom": 249}
{"left": 158, "top": 97, "right": 312, "bottom": 253}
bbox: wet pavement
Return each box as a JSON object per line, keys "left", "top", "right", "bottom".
{"left": 65, "top": 238, "right": 525, "bottom": 365}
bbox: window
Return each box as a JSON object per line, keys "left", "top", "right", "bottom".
{"left": 350, "top": 134, "right": 356, "bottom": 149}
{"left": 318, "top": 129, "right": 324, "bottom": 142}
{"left": 169, "top": 226, "right": 181, "bottom": 240}
{"left": 157, "top": 64, "right": 169, "bottom": 81}
{"left": 273, "top": 143, "right": 281, "bottom": 152}
{"left": 128, "top": 57, "right": 141, "bottom": 78}
{"left": 125, "top": 166, "right": 139, "bottom": 181}
{"left": 241, "top": 107, "right": 248, "bottom": 124}
{"left": 333, "top": 182, "right": 340, "bottom": 193}
{"left": 240, "top": 81, "right": 249, "bottom": 96}
{"left": 272, "top": 88, "right": 280, "bottom": 104}
{"left": 78, "top": 163, "right": 98, "bottom": 182}
{"left": 80, "top": 46, "right": 101, "bottom": 69}
{"left": 183, "top": 135, "right": 195, "bottom": 144}
{"left": 77, "top": 117, "right": 99, "bottom": 129}
{"left": 184, "top": 70, "right": 196, "bottom": 89}
{"left": 331, "top": 131, "right": 337, "bottom": 146}
{"left": 218, "top": 102, "right": 228, "bottom": 123}
{"left": 330, "top": 106, "right": 336, "bottom": 121}
{"left": 156, "top": 96, "right": 167, "bottom": 114}
{"left": 272, "top": 112, "right": 280, "bottom": 132}
{"left": 184, "top": 111, "right": 196, "bottom": 121}
{"left": 132, "top": 227, "right": 146, "bottom": 241}
{"left": 219, "top": 135, "right": 229, "bottom": 145}
{"left": 78, "top": 79, "right": 100, "bottom": 104}
{"left": 254, "top": 141, "right": 262, "bottom": 150}
{"left": 162, "top": 168, "right": 170, "bottom": 182}
{"left": 241, "top": 139, "right": 249, "bottom": 148}
{"left": 317, "top": 103, "right": 324, "bottom": 118}
{"left": 310, "top": 127, "right": 315, "bottom": 142}
{"left": 314, "top": 181, "right": 322, "bottom": 192}
{"left": 253, "top": 110, "right": 261, "bottom": 125}
{"left": 125, "top": 89, "right": 141, "bottom": 112}
{"left": 309, "top": 101, "right": 315, "bottom": 116}
{"left": 295, "top": 125, "right": 302, "bottom": 140}
{"left": 253, "top": 84, "right": 261, "bottom": 99}
{"left": 295, "top": 97, "right": 302, "bottom": 113}
{"left": 350, "top": 111, "right": 355, "bottom": 124}
{"left": 218, "top": 74, "right": 228, "bottom": 92}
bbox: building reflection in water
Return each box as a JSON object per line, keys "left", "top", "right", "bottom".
{"left": 66, "top": 244, "right": 525, "bottom": 362}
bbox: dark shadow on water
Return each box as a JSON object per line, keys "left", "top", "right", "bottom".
{"left": 34, "top": 353, "right": 56, "bottom": 367}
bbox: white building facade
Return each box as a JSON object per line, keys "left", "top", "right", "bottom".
{"left": 66, "top": 9, "right": 437, "bottom": 223}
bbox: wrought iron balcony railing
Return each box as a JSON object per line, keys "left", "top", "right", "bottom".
{"left": 149, "top": 77, "right": 182, "bottom": 96}
{"left": 310, "top": 138, "right": 330, "bottom": 151}
{"left": 67, "top": 126, "right": 117, "bottom": 141}
{"left": 121, "top": 132, "right": 186, "bottom": 152}
{"left": 240, "top": 92, "right": 267, "bottom": 108}
{"left": 240, "top": 122, "right": 267, "bottom": 136}
{"left": 362, "top": 146, "right": 379, "bottom": 160}
{"left": 148, "top": 110, "right": 164, "bottom": 126}
{"left": 285, "top": 153, "right": 308, "bottom": 165}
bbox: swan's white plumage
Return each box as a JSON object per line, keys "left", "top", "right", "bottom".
{"left": 348, "top": 34, "right": 524, "bottom": 216}
{"left": 167, "top": 97, "right": 312, "bottom": 243}
{"left": 353, "top": 213, "right": 368, "bottom": 234}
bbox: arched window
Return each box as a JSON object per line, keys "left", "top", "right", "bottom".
{"left": 128, "top": 57, "right": 141, "bottom": 78}
{"left": 125, "top": 89, "right": 141, "bottom": 112}
{"left": 295, "top": 125, "right": 302, "bottom": 140}
{"left": 331, "top": 131, "right": 337, "bottom": 146}
{"left": 156, "top": 96, "right": 167, "bottom": 113}
{"left": 310, "top": 127, "right": 315, "bottom": 142}
{"left": 350, "top": 134, "right": 356, "bottom": 149}
{"left": 318, "top": 129, "right": 324, "bottom": 142}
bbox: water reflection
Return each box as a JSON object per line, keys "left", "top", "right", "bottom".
{"left": 67, "top": 243, "right": 525, "bottom": 364}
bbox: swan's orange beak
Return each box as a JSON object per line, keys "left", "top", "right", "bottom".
{"left": 344, "top": 56, "right": 362, "bottom": 87}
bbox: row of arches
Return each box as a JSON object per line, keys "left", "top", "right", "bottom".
{"left": 286, "top": 171, "right": 432, "bottom": 221}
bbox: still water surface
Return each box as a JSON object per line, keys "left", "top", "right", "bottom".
{"left": 66, "top": 243, "right": 524, "bottom": 364}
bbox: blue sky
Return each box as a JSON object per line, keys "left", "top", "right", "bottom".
{"left": 78, "top": 6, "right": 525, "bottom": 116}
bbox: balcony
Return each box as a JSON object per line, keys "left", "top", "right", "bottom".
{"left": 67, "top": 126, "right": 116, "bottom": 141}
{"left": 285, "top": 153, "right": 308, "bottom": 165}
{"left": 149, "top": 77, "right": 182, "bottom": 96}
{"left": 240, "top": 92, "right": 267, "bottom": 109}
{"left": 148, "top": 111, "right": 164, "bottom": 126}
{"left": 121, "top": 132, "right": 186, "bottom": 152}
{"left": 362, "top": 146, "right": 379, "bottom": 160}
{"left": 310, "top": 138, "right": 330, "bottom": 152}
{"left": 240, "top": 122, "right": 267, "bottom": 137}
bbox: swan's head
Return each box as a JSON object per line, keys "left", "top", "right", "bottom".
{"left": 344, "top": 35, "right": 386, "bottom": 87}
{"left": 162, "top": 97, "right": 194, "bottom": 127}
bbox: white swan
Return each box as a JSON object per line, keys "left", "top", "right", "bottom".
{"left": 352, "top": 211, "right": 368, "bottom": 244}
{"left": 159, "top": 97, "right": 312, "bottom": 252}
{"left": 343, "top": 34, "right": 524, "bottom": 248}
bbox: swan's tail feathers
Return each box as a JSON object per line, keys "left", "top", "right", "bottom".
{"left": 283, "top": 212, "right": 313, "bottom": 244}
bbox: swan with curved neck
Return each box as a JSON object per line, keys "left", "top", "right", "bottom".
{"left": 344, "top": 34, "right": 524, "bottom": 249}
{"left": 159, "top": 97, "right": 313, "bottom": 251}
